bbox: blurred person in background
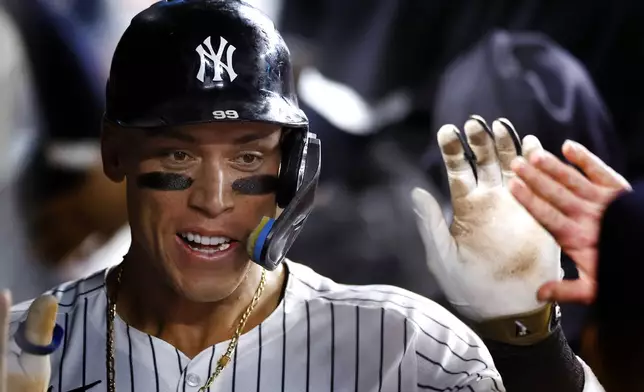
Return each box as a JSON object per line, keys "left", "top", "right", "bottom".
{"left": 277, "top": 0, "right": 450, "bottom": 300}
{"left": 3, "top": 0, "right": 155, "bottom": 284}
{"left": 0, "top": 4, "right": 53, "bottom": 303}
{"left": 277, "top": 0, "right": 644, "bottom": 179}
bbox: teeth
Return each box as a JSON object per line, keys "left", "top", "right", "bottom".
{"left": 186, "top": 241, "right": 231, "bottom": 253}
{"left": 179, "top": 232, "right": 233, "bottom": 254}
{"left": 180, "top": 232, "right": 231, "bottom": 246}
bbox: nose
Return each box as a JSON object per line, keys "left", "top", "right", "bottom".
{"left": 188, "top": 165, "right": 234, "bottom": 218}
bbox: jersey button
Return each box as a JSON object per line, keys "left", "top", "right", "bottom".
{"left": 186, "top": 373, "right": 202, "bottom": 388}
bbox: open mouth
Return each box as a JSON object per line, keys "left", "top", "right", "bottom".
{"left": 177, "top": 232, "right": 234, "bottom": 254}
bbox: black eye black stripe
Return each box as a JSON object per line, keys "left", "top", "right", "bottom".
{"left": 137, "top": 172, "right": 193, "bottom": 190}
{"left": 136, "top": 172, "right": 278, "bottom": 195}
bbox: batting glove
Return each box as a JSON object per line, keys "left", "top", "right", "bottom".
{"left": 412, "top": 116, "right": 562, "bottom": 344}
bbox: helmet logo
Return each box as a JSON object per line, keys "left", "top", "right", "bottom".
{"left": 195, "top": 36, "right": 238, "bottom": 83}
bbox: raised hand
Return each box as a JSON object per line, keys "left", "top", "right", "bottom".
{"left": 412, "top": 116, "right": 560, "bottom": 323}
{"left": 1, "top": 291, "right": 61, "bottom": 392}
{"left": 509, "top": 138, "right": 631, "bottom": 304}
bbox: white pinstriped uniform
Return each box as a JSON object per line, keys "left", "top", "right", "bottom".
{"left": 9, "top": 261, "right": 503, "bottom": 392}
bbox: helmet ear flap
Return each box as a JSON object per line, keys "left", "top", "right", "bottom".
{"left": 276, "top": 129, "right": 305, "bottom": 208}
{"left": 249, "top": 133, "right": 321, "bottom": 270}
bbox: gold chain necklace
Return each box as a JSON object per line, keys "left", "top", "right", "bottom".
{"left": 106, "top": 265, "right": 267, "bottom": 392}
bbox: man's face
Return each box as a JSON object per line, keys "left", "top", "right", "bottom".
{"left": 103, "top": 121, "right": 282, "bottom": 302}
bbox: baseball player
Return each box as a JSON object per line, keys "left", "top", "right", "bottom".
{"left": 1, "top": 1, "right": 606, "bottom": 391}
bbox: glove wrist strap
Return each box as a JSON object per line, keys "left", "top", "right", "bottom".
{"left": 473, "top": 303, "right": 560, "bottom": 346}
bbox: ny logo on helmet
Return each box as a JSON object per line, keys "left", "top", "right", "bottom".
{"left": 195, "top": 36, "right": 238, "bottom": 83}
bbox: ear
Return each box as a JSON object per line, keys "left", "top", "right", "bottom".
{"left": 101, "top": 120, "right": 126, "bottom": 183}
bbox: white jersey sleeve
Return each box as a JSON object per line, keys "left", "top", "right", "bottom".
{"left": 408, "top": 301, "right": 505, "bottom": 392}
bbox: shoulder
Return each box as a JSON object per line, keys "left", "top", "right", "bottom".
{"left": 286, "top": 260, "right": 485, "bottom": 350}
{"left": 286, "top": 261, "right": 500, "bottom": 386}
{"left": 9, "top": 268, "right": 109, "bottom": 325}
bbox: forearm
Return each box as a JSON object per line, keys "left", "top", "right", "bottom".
{"left": 485, "top": 324, "right": 585, "bottom": 392}
{"left": 465, "top": 303, "right": 587, "bottom": 392}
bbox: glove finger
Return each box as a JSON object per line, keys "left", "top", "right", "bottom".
{"left": 411, "top": 187, "right": 456, "bottom": 271}
{"left": 437, "top": 125, "right": 477, "bottom": 202}
{"left": 465, "top": 116, "right": 502, "bottom": 189}
{"left": 492, "top": 118, "right": 522, "bottom": 185}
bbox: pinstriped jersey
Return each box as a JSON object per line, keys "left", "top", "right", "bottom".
{"left": 9, "top": 260, "right": 504, "bottom": 392}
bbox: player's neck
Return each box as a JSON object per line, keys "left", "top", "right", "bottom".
{"left": 111, "top": 256, "right": 286, "bottom": 358}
